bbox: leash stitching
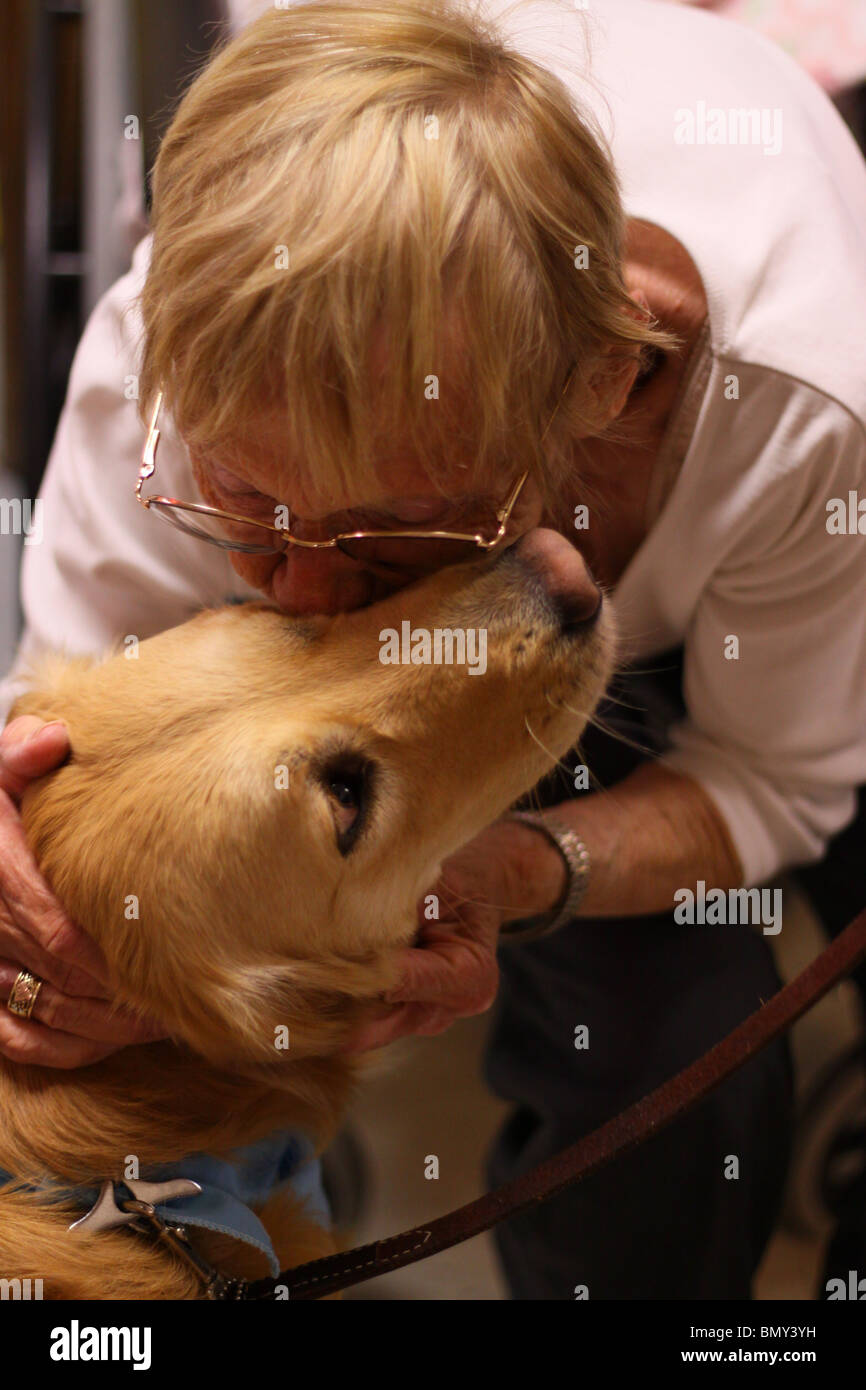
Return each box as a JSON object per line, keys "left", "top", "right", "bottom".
{"left": 289, "top": 1229, "right": 432, "bottom": 1290}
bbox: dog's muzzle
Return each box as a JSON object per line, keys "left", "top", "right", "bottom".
{"left": 496, "top": 528, "right": 602, "bottom": 630}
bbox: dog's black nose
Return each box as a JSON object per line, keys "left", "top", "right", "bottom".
{"left": 512, "top": 528, "right": 602, "bottom": 628}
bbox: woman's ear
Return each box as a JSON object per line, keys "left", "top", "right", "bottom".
{"left": 584, "top": 348, "right": 643, "bottom": 429}
{"left": 583, "top": 289, "right": 655, "bottom": 428}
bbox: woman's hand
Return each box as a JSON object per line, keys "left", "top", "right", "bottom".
{"left": 340, "top": 817, "right": 567, "bottom": 1053}
{"left": 0, "top": 716, "right": 167, "bottom": 1069}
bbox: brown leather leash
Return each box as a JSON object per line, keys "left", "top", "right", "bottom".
{"left": 246, "top": 908, "right": 866, "bottom": 1300}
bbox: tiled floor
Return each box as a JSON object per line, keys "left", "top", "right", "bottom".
{"left": 341, "top": 878, "right": 863, "bottom": 1299}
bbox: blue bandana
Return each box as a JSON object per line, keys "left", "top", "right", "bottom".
{"left": 0, "top": 1129, "right": 330, "bottom": 1278}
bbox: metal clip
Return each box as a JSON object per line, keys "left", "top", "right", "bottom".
{"left": 68, "top": 1177, "right": 202, "bottom": 1234}
{"left": 68, "top": 1177, "right": 248, "bottom": 1299}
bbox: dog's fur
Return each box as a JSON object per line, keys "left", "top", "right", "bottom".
{"left": 0, "top": 541, "right": 613, "bottom": 1298}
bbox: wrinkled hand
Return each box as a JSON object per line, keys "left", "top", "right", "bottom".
{"left": 0, "top": 716, "right": 167, "bottom": 1069}
{"left": 340, "top": 821, "right": 528, "bottom": 1054}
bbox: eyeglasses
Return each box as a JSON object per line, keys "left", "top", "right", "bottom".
{"left": 135, "top": 363, "right": 575, "bottom": 576}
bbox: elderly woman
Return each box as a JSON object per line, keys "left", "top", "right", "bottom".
{"left": 1, "top": 0, "right": 865, "bottom": 1300}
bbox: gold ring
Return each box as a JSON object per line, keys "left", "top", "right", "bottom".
{"left": 6, "top": 969, "right": 43, "bottom": 1020}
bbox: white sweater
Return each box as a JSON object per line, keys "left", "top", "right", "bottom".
{"left": 3, "top": 0, "right": 865, "bottom": 888}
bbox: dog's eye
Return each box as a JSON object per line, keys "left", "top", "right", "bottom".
{"left": 329, "top": 773, "right": 362, "bottom": 817}
{"left": 319, "top": 759, "right": 372, "bottom": 854}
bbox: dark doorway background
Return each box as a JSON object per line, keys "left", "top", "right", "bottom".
{"left": 0, "top": 0, "right": 227, "bottom": 514}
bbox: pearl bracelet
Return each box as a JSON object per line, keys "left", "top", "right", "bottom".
{"left": 499, "top": 811, "right": 591, "bottom": 944}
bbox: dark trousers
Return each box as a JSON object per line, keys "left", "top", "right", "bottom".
{"left": 483, "top": 650, "right": 803, "bottom": 1300}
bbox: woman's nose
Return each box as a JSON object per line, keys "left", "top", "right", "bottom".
{"left": 264, "top": 544, "right": 397, "bottom": 616}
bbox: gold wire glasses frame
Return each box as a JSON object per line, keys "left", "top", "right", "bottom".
{"left": 134, "top": 363, "right": 576, "bottom": 563}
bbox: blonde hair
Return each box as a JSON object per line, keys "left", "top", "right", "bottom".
{"left": 135, "top": 0, "right": 679, "bottom": 514}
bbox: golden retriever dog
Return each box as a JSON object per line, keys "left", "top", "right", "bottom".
{"left": 0, "top": 528, "right": 612, "bottom": 1298}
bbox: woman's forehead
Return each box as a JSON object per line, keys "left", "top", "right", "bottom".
{"left": 202, "top": 404, "right": 483, "bottom": 515}
{"left": 191, "top": 310, "right": 490, "bottom": 511}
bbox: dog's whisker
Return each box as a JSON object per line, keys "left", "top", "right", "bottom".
{"left": 552, "top": 695, "right": 594, "bottom": 722}
{"left": 523, "top": 715, "right": 573, "bottom": 775}
{"left": 583, "top": 711, "right": 657, "bottom": 760}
